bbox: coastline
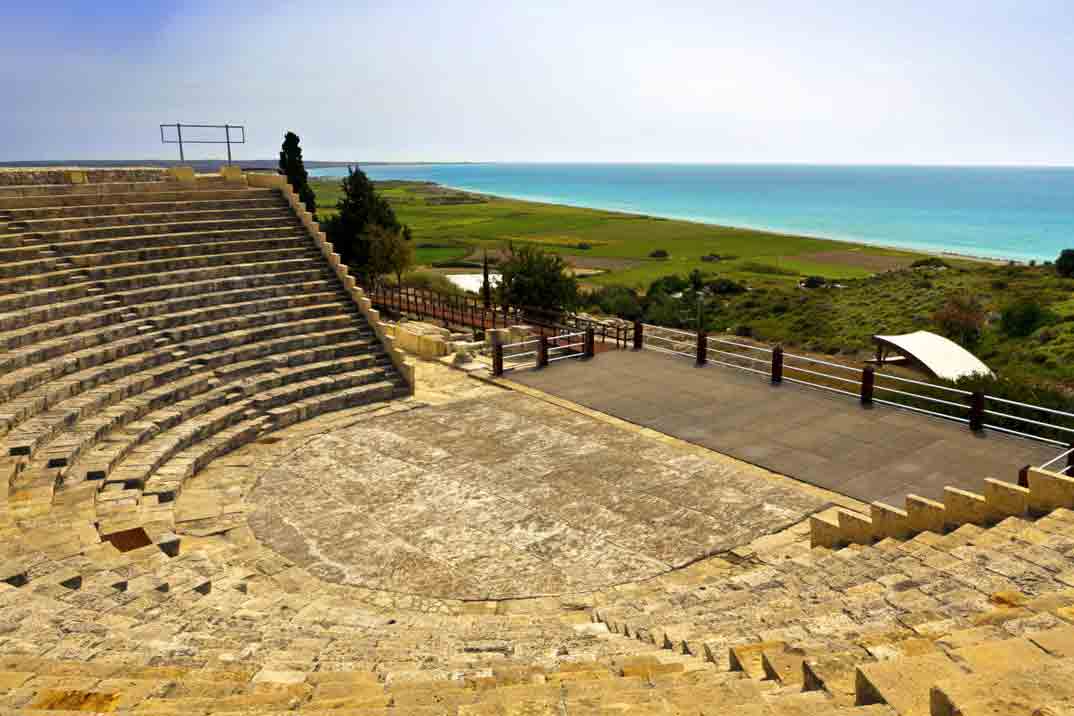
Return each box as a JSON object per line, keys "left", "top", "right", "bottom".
{"left": 355, "top": 176, "right": 1014, "bottom": 267}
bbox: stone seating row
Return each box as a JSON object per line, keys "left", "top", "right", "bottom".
{"left": 0, "top": 241, "right": 313, "bottom": 295}
{"left": 1, "top": 200, "right": 288, "bottom": 236}
{"left": 0, "top": 193, "right": 282, "bottom": 227}
{"left": 0, "top": 176, "right": 240, "bottom": 200}
{"left": 0, "top": 186, "right": 272, "bottom": 213}
{"left": 0, "top": 227, "right": 306, "bottom": 279}
{"left": 0, "top": 262, "right": 327, "bottom": 332}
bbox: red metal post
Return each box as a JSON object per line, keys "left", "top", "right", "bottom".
{"left": 696, "top": 330, "right": 707, "bottom": 366}
{"left": 584, "top": 328, "right": 595, "bottom": 359}
{"left": 633, "top": 320, "right": 643, "bottom": 350}
{"left": 537, "top": 336, "right": 548, "bottom": 368}
{"left": 771, "top": 345, "right": 783, "bottom": 384}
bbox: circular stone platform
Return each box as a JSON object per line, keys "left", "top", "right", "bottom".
{"left": 248, "top": 392, "right": 826, "bottom": 600}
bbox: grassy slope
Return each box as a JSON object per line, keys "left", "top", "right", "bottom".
{"left": 311, "top": 178, "right": 926, "bottom": 289}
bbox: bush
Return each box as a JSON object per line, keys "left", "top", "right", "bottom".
{"left": 800, "top": 276, "right": 827, "bottom": 289}
{"left": 395, "top": 271, "right": 464, "bottom": 295}
{"left": 932, "top": 293, "right": 986, "bottom": 346}
{"left": 1001, "top": 298, "right": 1047, "bottom": 337}
{"left": 496, "top": 243, "right": 578, "bottom": 312}
{"left": 575, "top": 242, "right": 592, "bottom": 250}
{"left": 705, "top": 277, "right": 746, "bottom": 295}
{"left": 1056, "top": 249, "right": 1074, "bottom": 278}
{"left": 647, "top": 274, "right": 690, "bottom": 296}
{"left": 738, "top": 261, "right": 799, "bottom": 277}
{"left": 734, "top": 324, "right": 753, "bottom": 337}
{"left": 649, "top": 249, "right": 669, "bottom": 259}
{"left": 911, "top": 257, "right": 950, "bottom": 269}
{"left": 587, "top": 286, "right": 642, "bottom": 320}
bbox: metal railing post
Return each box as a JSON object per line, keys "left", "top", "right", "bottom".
{"left": 633, "top": 320, "right": 643, "bottom": 350}
{"left": 1067, "top": 444, "right": 1074, "bottom": 473}
{"left": 861, "top": 365, "right": 875, "bottom": 405}
{"left": 225, "top": 124, "right": 232, "bottom": 166}
{"left": 176, "top": 122, "right": 184, "bottom": 162}
{"left": 771, "top": 345, "right": 783, "bottom": 383}
{"left": 584, "top": 328, "right": 595, "bottom": 359}
{"left": 537, "top": 335, "right": 548, "bottom": 368}
{"left": 696, "top": 330, "right": 707, "bottom": 366}
{"left": 493, "top": 343, "right": 504, "bottom": 377}
{"left": 969, "top": 391, "right": 985, "bottom": 431}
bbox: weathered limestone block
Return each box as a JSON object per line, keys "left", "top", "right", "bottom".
{"left": 906, "top": 494, "right": 946, "bottom": 534}
{"left": 837, "top": 508, "right": 874, "bottom": 544}
{"left": 1028, "top": 467, "right": 1074, "bottom": 513}
{"left": 810, "top": 512, "right": 843, "bottom": 549}
{"left": 871, "top": 501, "right": 912, "bottom": 539}
{"left": 983, "top": 477, "right": 1030, "bottom": 521}
{"left": 943, "top": 487, "right": 990, "bottom": 527}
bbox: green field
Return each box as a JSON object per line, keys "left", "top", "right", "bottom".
{"left": 311, "top": 177, "right": 930, "bottom": 289}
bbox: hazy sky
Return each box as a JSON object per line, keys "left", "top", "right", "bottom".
{"left": 5, "top": 1, "right": 1073, "bottom": 164}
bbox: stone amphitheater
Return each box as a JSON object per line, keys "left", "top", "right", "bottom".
{"left": 2, "top": 166, "right": 1074, "bottom": 715}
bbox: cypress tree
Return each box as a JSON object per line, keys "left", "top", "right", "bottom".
{"left": 278, "top": 131, "right": 317, "bottom": 216}
{"left": 323, "top": 166, "right": 403, "bottom": 284}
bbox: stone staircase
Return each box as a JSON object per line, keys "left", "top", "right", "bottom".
{"left": 0, "top": 169, "right": 410, "bottom": 532}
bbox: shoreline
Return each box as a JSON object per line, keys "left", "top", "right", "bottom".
{"left": 325, "top": 175, "right": 1015, "bottom": 267}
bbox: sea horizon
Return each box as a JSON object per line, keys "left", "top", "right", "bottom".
{"left": 310, "top": 162, "right": 1074, "bottom": 263}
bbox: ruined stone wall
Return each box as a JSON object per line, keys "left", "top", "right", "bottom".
{"left": 0, "top": 167, "right": 170, "bottom": 186}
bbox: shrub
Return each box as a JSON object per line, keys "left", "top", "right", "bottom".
{"left": 647, "top": 274, "right": 690, "bottom": 296}
{"left": 395, "top": 271, "right": 464, "bottom": 295}
{"left": 734, "top": 324, "right": 753, "bottom": 337}
{"left": 1001, "top": 298, "right": 1047, "bottom": 337}
{"left": 496, "top": 243, "right": 578, "bottom": 312}
{"left": 911, "top": 257, "right": 950, "bottom": 269}
{"left": 649, "top": 249, "right": 669, "bottom": 259}
{"left": 738, "top": 261, "right": 799, "bottom": 277}
{"left": 1056, "top": 249, "right": 1074, "bottom": 278}
{"left": 588, "top": 286, "right": 642, "bottom": 320}
{"left": 705, "top": 277, "right": 746, "bottom": 295}
{"left": 800, "top": 276, "right": 827, "bottom": 289}
{"left": 932, "top": 293, "right": 986, "bottom": 346}
{"left": 575, "top": 242, "right": 592, "bottom": 250}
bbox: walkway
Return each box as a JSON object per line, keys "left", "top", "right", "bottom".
{"left": 509, "top": 349, "right": 1055, "bottom": 505}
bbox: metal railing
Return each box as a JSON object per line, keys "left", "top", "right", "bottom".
{"left": 365, "top": 282, "right": 634, "bottom": 347}
{"left": 636, "top": 322, "right": 1074, "bottom": 461}
{"left": 493, "top": 330, "right": 594, "bottom": 375}
{"left": 160, "top": 122, "right": 246, "bottom": 165}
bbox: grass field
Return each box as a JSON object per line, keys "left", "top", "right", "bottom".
{"left": 311, "top": 177, "right": 932, "bottom": 289}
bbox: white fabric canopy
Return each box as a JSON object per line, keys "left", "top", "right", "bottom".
{"left": 873, "top": 330, "right": 993, "bottom": 382}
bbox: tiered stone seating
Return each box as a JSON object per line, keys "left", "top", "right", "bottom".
{"left": 7, "top": 167, "right": 1074, "bottom": 713}
{"left": 0, "top": 170, "right": 409, "bottom": 527}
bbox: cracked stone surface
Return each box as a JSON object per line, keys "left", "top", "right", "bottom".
{"left": 247, "top": 385, "right": 827, "bottom": 600}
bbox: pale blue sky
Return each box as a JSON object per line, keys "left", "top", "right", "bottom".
{"left": 4, "top": 1, "right": 1073, "bottom": 164}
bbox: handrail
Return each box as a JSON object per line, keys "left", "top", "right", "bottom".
{"left": 872, "top": 371, "right": 973, "bottom": 396}
{"left": 782, "top": 351, "right": 859, "bottom": 373}
{"left": 1041, "top": 447, "right": 1074, "bottom": 470}
{"left": 160, "top": 122, "right": 245, "bottom": 165}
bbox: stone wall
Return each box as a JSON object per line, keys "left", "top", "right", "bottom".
{"left": 0, "top": 167, "right": 170, "bottom": 186}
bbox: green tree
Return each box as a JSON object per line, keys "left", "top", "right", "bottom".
{"left": 368, "top": 225, "right": 414, "bottom": 289}
{"left": 496, "top": 243, "right": 578, "bottom": 313}
{"left": 1056, "top": 249, "right": 1074, "bottom": 278}
{"left": 1001, "top": 298, "right": 1047, "bottom": 337}
{"left": 323, "top": 166, "right": 402, "bottom": 283}
{"left": 278, "top": 132, "right": 317, "bottom": 216}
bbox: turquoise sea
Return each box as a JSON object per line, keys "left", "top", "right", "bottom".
{"left": 309, "top": 164, "right": 1074, "bottom": 262}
